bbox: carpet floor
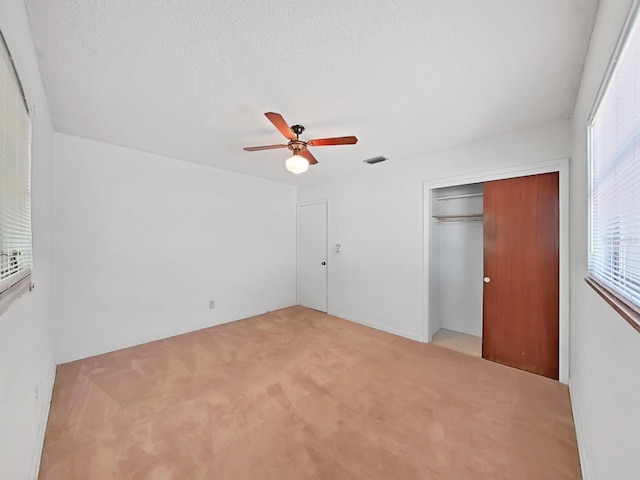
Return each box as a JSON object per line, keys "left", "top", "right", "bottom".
{"left": 39, "top": 306, "right": 581, "bottom": 479}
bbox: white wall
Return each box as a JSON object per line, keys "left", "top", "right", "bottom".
{"left": 298, "top": 119, "right": 571, "bottom": 341}
{"left": 438, "top": 221, "right": 483, "bottom": 336}
{"left": 427, "top": 190, "right": 442, "bottom": 338}
{"left": 569, "top": 1, "right": 640, "bottom": 478}
{"left": 0, "top": 1, "right": 56, "bottom": 479}
{"left": 53, "top": 134, "right": 297, "bottom": 362}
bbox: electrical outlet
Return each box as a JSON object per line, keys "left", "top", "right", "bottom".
{"left": 209, "top": 300, "right": 215, "bottom": 309}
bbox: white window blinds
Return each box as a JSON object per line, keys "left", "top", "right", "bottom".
{"left": 588, "top": 7, "right": 640, "bottom": 313}
{"left": 0, "top": 33, "right": 32, "bottom": 294}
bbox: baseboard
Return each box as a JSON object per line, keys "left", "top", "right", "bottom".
{"left": 569, "top": 378, "right": 591, "bottom": 480}
{"left": 329, "top": 311, "right": 424, "bottom": 343}
{"left": 31, "top": 362, "right": 56, "bottom": 480}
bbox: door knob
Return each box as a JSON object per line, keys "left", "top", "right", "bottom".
{"left": 321, "top": 261, "right": 326, "bottom": 265}
{"left": 483, "top": 276, "right": 491, "bottom": 283}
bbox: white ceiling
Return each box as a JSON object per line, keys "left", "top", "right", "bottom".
{"left": 24, "top": 0, "right": 598, "bottom": 185}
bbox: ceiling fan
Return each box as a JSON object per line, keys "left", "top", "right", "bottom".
{"left": 243, "top": 112, "right": 358, "bottom": 174}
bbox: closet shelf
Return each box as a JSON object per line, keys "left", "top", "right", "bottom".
{"left": 433, "top": 213, "right": 484, "bottom": 222}
{"left": 435, "top": 192, "right": 483, "bottom": 201}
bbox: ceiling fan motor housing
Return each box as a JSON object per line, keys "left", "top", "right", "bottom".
{"left": 288, "top": 140, "right": 307, "bottom": 154}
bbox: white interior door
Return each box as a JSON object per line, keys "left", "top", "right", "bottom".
{"left": 298, "top": 202, "right": 328, "bottom": 312}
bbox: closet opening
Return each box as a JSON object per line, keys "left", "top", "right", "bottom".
{"left": 429, "top": 182, "right": 484, "bottom": 357}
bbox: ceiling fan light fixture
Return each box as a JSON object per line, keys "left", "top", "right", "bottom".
{"left": 285, "top": 153, "right": 309, "bottom": 174}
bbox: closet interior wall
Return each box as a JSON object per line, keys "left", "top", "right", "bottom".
{"left": 432, "top": 183, "right": 484, "bottom": 338}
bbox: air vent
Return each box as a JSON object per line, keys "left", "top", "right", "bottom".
{"left": 363, "top": 156, "right": 387, "bottom": 165}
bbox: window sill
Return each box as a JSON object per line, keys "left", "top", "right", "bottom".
{"left": 0, "top": 273, "right": 32, "bottom": 316}
{"left": 585, "top": 276, "right": 640, "bottom": 334}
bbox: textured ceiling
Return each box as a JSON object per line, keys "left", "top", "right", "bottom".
{"left": 24, "top": 0, "right": 598, "bottom": 185}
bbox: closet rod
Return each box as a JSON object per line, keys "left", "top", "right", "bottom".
{"left": 435, "top": 192, "right": 483, "bottom": 201}
{"left": 432, "top": 213, "right": 484, "bottom": 221}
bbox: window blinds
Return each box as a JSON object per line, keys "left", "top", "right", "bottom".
{"left": 0, "top": 34, "right": 32, "bottom": 294}
{"left": 589, "top": 8, "right": 640, "bottom": 312}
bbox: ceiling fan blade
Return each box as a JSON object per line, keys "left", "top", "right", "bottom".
{"left": 265, "top": 112, "right": 296, "bottom": 140}
{"left": 308, "top": 136, "right": 358, "bottom": 147}
{"left": 243, "top": 144, "right": 288, "bottom": 152}
{"left": 300, "top": 149, "right": 318, "bottom": 165}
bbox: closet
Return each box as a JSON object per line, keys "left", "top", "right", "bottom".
{"left": 429, "top": 173, "right": 559, "bottom": 380}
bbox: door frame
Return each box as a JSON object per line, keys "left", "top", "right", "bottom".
{"left": 422, "top": 158, "right": 570, "bottom": 383}
{"left": 296, "top": 199, "right": 329, "bottom": 311}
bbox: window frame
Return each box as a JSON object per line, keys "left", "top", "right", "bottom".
{"left": 586, "top": 0, "right": 640, "bottom": 333}
{"left": 0, "top": 28, "right": 34, "bottom": 314}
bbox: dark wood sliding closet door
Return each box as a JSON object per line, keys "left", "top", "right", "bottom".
{"left": 482, "top": 172, "right": 559, "bottom": 380}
